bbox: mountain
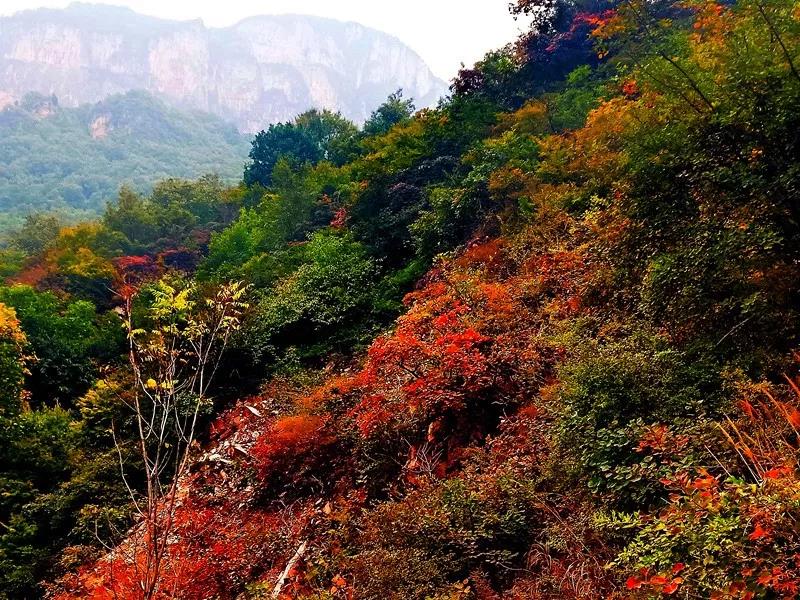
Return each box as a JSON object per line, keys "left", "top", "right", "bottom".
{"left": 0, "top": 90, "right": 248, "bottom": 228}
{"left": 0, "top": 3, "right": 448, "bottom": 133}
{"left": 3, "top": 2, "right": 800, "bottom": 599}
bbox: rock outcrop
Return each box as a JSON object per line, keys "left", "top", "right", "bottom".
{"left": 0, "top": 3, "right": 448, "bottom": 132}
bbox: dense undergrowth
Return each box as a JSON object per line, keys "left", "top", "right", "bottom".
{"left": 2, "top": 0, "right": 800, "bottom": 598}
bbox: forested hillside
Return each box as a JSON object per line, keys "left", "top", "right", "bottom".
{"left": 0, "top": 91, "right": 248, "bottom": 229}
{"left": 2, "top": 1, "right": 800, "bottom": 598}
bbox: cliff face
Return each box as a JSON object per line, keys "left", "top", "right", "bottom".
{"left": 0, "top": 3, "right": 448, "bottom": 132}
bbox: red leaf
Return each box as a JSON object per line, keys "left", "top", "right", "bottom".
{"left": 663, "top": 581, "right": 680, "bottom": 594}
{"left": 692, "top": 473, "right": 717, "bottom": 490}
{"left": 626, "top": 576, "right": 643, "bottom": 590}
{"left": 739, "top": 399, "right": 756, "bottom": 419}
{"left": 764, "top": 466, "right": 791, "bottom": 479}
{"left": 788, "top": 407, "right": 800, "bottom": 429}
{"left": 749, "top": 523, "right": 771, "bottom": 541}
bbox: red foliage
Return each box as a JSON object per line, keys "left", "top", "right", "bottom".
{"left": 625, "top": 567, "right": 685, "bottom": 596}
{"left": 622, "top": 79, "right": 640, "bottom": 97}
{"left": 250, "top": 414, "right": 339, "bottom": 492}
{"left": 10, "top": 260, "right": 51, "bottom": 287}
{"left": 55, "top": 504, "right": 289, "bottom": 600}
{"left": 54, "top": 211, "right": 596, "bottom": 598}
{"left": 346, "top": 288, "right": 503, "bottom": 443}
{"left": 330, "top": 207, "right": 348, "bottom": 229}
{"left": 522, "top": 249, "right": 589, "bottom": 316}
{"left": 351, "top": 393, "right": 393, "bottom": 437}
{"left": 113, "top": 255, "right": 159, "bottom": 300}
{"left": 454, "top": 239, "right": 506, "bottom": 274}
{"left": 636, "top": 424, "right": 689, "bottom": 459}
{"left": 114, "top": 255, "right": 157, "bottom": 278}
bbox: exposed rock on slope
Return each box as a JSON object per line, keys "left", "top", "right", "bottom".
{"left": 0, "top": 3, "right": 448, "bottom": 132}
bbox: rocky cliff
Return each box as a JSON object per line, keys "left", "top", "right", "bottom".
{"left": 0, "top": 3, "right": 448, "bottom": 132}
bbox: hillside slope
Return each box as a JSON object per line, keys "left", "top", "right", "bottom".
{"left": 1, "top": 1, "right": 800, "bottom": 599}
{"left": 0, "top": 90, "right": 248, "bottom": 227}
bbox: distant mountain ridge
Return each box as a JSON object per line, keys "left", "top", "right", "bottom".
{"left": 0, "top": 3, "right": 448, "bottom": 132}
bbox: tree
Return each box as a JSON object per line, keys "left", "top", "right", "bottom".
{"left": 243, "top": 123, "right": 317, "bottom": 188}
{"left": 201, "top": 160, "right": 347, "bottom": 284}
{"left": 114, "top": 278, "right": 247, "bottom": 599}
{"left": 0, "top": 303, "right": 91, "bottom": 598}
{"left": 150, "top": 175, "right": 238, "bottom": 228}
{"left": 294, "top": 109, "right": 359, "bottom": 165}
{"left": 0, "top": 285, "right": 118, "bottom": 407}
{"left": 243, "top": 110, "right": 358, "bottom": 187}
{"left": 0, "top": 303, "right": 29, "bottom": 417}
{"left": 510, "top": 0, "right": 616, "bottom": 33}
{"left": 0, "top": 406, "right": 79, "bottom": 597}
{"left": 246, "top": 231, "right": 379, "bottom": 361}
{"left": 104, "top": 187, "right": 194, "bottom": 251}
{"left": 9, "top": 214, "right": 62, "bottom": 256}
{"left": 362, "top": 90, "right": 416, "bottom": 137}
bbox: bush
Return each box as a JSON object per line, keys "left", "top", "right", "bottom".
{"left": 243, "top": 231, "right": 380, "bottom": 363}
{"left": 555, "top": 331, "right": 723, "bottom": 507}
{"left": 250, "top": 414, "right": 340, "bottom": 499}
{"left": 614, "top": 378, "right": 800, "bottom": 599}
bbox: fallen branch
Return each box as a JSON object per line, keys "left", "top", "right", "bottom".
{"left": 271, "top": 540, "right": 308, "bottom": 599}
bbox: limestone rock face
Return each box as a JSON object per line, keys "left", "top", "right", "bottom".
{"left": 0, "top": 3, "right": 448, "bottom": 132}
{"left": 88, "top": 113, "right": 110, "bottom": 139}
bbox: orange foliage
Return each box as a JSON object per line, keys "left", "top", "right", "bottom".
{"left": 493, "top": 100, "right": 551, "bottom": 136}
{"left": 454, "top": 239, "right": 505, "bottom": 272}
{"left": 250, "top": 414, "right": 339, "bottom": 492}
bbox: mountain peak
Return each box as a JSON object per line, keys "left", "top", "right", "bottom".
{"left": 0, "top": 5, "right": 448, "bottom": 132}
{"left": 65, "top": 2, "right": 136, "bottom": 14}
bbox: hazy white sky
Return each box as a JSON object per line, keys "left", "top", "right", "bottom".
{"left": 0, "top": 1, "right": 533, "bottom": 80}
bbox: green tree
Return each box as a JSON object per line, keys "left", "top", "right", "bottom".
{"left": 0, "top": 406, "right": 79, "bottom": 597}
{"left": 245, "top": 231, "right": 380, "bottom": 362}
{"left": 103, "top": 186, "right": 195, "bottom": 251}
{"left": 202, "top": 161, "right": 347, "bottom": 284}
{"left": 362, "top": 90, "right": 416, "bottom": 137}
{"left": 0, "top": 286, "right": 122, "bottom": 407}
{"left": 243, "top": 109, "right": 357, "bottom": 187}
{"left": 9, "top": 214, "right": 62, "bottom": 256}
{"left": 150, "top": 175, "right": 239, "bottom": 229}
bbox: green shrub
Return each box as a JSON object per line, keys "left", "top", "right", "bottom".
{"left": 555, "top": 332, "right": 723, "bottom": 507}
{"left": 243, "top": 231, "right": 380, "bottom": 363}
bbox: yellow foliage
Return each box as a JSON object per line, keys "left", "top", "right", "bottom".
{"left": 494, "top": 100, "right": 551, "bottom": 136}
{"left": 53, "top": 246, "right": 116, "bottom": 279}
{"left": 0, "top": 302, "right": 26, "bottom": 345}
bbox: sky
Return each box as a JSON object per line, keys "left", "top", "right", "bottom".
{"left": 0, "top": 1, "right": 533, "bottom": 80}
